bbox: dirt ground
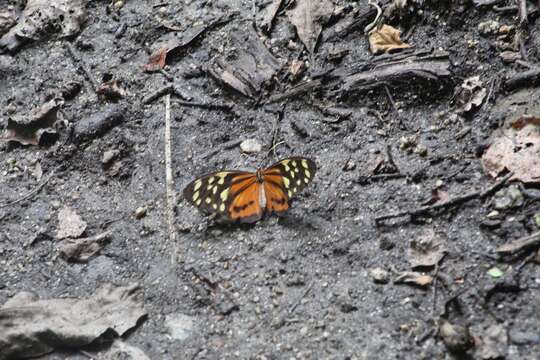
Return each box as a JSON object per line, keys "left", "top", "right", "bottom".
{"left": 1, "top": 0, "right": 540, "bottom": 359}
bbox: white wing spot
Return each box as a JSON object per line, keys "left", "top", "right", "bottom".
{"left": 296, "top": 179, "right": 301, "bottom": 186}
{"left": 208, "top": 177, "right": 215, "bottom": 184}
{"left": 282, "top": 160, "right": 290, "bottom": 172}
{"left": 220, "top": 188, "right": 230, "bottom": 201}
{"left": 212, "top": 203, "right": 218, "bottom": 210}
{"left": 301, "top": 159, "right": 309, "bottom": 169}
{"left": 195, "top": 199, "right": 202, "bottom": 206}
{"left": 304, "top": 178, "right": 309, "bottom": 184}
{"left": 205, "top": 198, "right": 212, "bottom": 204}
{"left": 293, "top": 187, "right": 298, "bottom": 193}
{"left": 193, "top": 191, "right": 199, "bottom": 201}
{"left": 216, "top": 172, "right": 229, "bottom": 185}
{"left": 207, "top": 184, "right": 213, "bottom": 191}
{"left": 305, "top": 170, "right": 311, "bottom": 179}
{"left": 294, "top": 167, "right": 299, "bottom": 173}
{"left": 219, "top": 203, "right": 225, "bottom": 212}
{"left": 212, "top": 186, "right": 218, "bottom": 195}
{"left": 194, "top": 180, "right": 202, "bottom": 191}
{"left": 283, "top": 177, "right": 290, "bottom": 188}
{"left": 288, "top": 190, "right": 293, "bottom": 198}
{"left": 291, "top": 161, "right": 297, "bottom": 167}
{"left": 290, "top": 171, "right": 295, "bottom": 179}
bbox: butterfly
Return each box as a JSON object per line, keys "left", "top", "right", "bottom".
{"left": 183, "top": 157, "right": 317, "bottom": 223}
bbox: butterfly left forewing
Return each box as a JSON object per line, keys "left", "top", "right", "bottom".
{"left": 183, "top": 171, "right": 253, "bottom": 216}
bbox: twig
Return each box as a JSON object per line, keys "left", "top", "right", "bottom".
{"left": 432, "top": 253, "right": 447, "bottom": 315}
{"left": 142, "top": 84, "right": 174, "bottom": 104}
{"left": 0, "top": 171, "right": 55, "bottom": 208}
{"left": 289, "top": 282, "right": 314, "bottom": 314}
{"left": 174, "top": 99, "right": 234, "bottom": 111}
{"left": 384, "top": 84, "right": 398, "bottom": 114}
{"left": 65, "top": 43, "right": 98, "bottom": 92}
{"left": 375, "top": 172, "right": 513, "bottom": 223}
{"left": 164, "top": 94, "right": 178, "bottom": 265}
{"left": 364, "top": 0, "right": 383, "bottom": 34}
{"left": 496, "top": 231, "right": 540, "bottom": 256}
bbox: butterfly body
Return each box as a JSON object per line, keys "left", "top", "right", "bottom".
{"left": 183, "top": 157, "right": 316, "bottom": 223}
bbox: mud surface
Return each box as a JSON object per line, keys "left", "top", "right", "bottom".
{"left": 1, "top": 0, "right": 539, "bottom": 359}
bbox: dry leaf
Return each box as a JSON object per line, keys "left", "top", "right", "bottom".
{"left": 58, "top": 231, "right": 111, "bottom": 262}
{"left": 476, "top": 324, "right": 508, "bottom": 359}
{"left": 287, "top": 0, "right": 334, "bottom": 55}
{"left": 0, "top": 98, "right": 62, "bottom": 146}
{"left": 460, "top": 76, "right": 487, "bottom": 113}
{"left": 394, "top": 271, "right": 433, "bottom": 287}
{"left": 408, "top": 229, "right": 446, "bottom": 268}
{"left": 258, "top": 0, "right": 283, "bottom": 33}
{"left": 0, "top": 0, "right": 86, "bottom": 53}
{"left": 144, "top": 47, "right": 167, "bottom": 72}
{"left": 56, "top": 206, "right": 87, "bottom": 239}
{"left": 482, "top": 115, "right": 540, "bottom": 183}
{"left": 368, "top": 24, "right": 411, "bottom": 54}
{"left": 97, "top": 79, "right": 128, "bottom": 100}
{"left": 0, "top": 284, "right": 145, "bottom": 359}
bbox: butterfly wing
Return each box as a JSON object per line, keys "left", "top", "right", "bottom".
{"left": 262, "top": 157, "right": 316, "bottom": 214}
{"left": 183, "top": 171, "right": 263, "bottom": 223}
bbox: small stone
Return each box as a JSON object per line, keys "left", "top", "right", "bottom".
{"left": 399, "top": 136, "right": 417, "bottom": 152}
{"left": 478, "top": 20, "right": 500, "bottom": 36}
{"left": 509, "top": 329, "right": 540, "bottom": 345}
{"left": 369, "top": 268, "right": 389, "bottom": 284}
{"left": 135, "top": 206, "right": 147, "bottom": 219}
{"left": 500, "top": 51, "right": 520, "bottom": 63}
{"left": 487, "top": 210, "right": 500, "bottom": 219}
{"left": 113, "top": 1, "right": 124, "bottom": 10}
{"left": 498, "top": 25, "right": 513, "bottom": 34}
{"left": 439, "top": 320, "right": 473, "bottom": 353}
{"left": 493, "top": 185, "right": 524, "bottom": 210}
{"left": 289, "top": 60, "right": 306, "bottom": 80}
{"left": 165, "top": 313, "right": 196, "bottom": 341}
{"left": 50, "top": 200, "right": 61, "bottom": 210}
{"left": 343, "top": 159, "right": 356, "bottom": 171}
{"left": 102, "top": 149, "right": 119, "bottom": 164}
{"left": 414, "top": 144, "right": 428, "bottom": 157}
{"left": 240, "top": 139, "right": 262, "bottom": 154}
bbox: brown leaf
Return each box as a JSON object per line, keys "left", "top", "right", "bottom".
{"left": 482, "top": 115, "right": 540, "bottom": 183}
{"left": 97, "top": 79, "right": 128, "bottom": 100}
{"left": 368, "top": 24, "right": 411, "bottom": 54}
{"left": 144, "top": 47, "right": 167, "bottom": 72}
{"left": 408, "top": 229, "right": 446, "bottom": 268}
{"left": 0, "top": 98, "right": 62, "bottom": 146}
{"left": 287, "top": 0, "right": 334, "bottom": 55}
{"left": 394, "top": 271, "right": 433, "bottom": 287}
{"left": 58, "top": 231, "right": 111, "bottom": 262}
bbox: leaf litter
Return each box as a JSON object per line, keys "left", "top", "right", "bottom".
{"left": 0, "top": 283, "right": 146, "bottom": 360}
{"left": 287, "top": 0, "right": 334, "bottom": 56}
{"left": 408, "top": 228, "right": 446, "bottom": 269}
{"left": 368, "top": 24, "right": 411, "bottom": 54}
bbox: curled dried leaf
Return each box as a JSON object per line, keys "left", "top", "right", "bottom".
{"left": 368, "top": 24, "right": 411, "bottom": 54}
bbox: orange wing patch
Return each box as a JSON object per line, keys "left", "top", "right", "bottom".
{"left": 263, "top": 175, "right": 289, "bottom": 213}
{"left": 228, "top": 180, "right": 263, "bottom": 223}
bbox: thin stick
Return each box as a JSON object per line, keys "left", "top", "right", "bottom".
{"left": 0, "top": 170, "right": 55, "bottom": 208}
{"left": 375, "top": 172, "right": 513, "bottom": 223}
{"left": 164, "top": 94, "right": 178, "bottom": 265}
{"left": 65, "top": 43, "right": 98, "bottom": 92}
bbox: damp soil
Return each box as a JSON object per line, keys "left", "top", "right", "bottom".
{"left": 1, "top": 0, "right": 539, "bottom": 359}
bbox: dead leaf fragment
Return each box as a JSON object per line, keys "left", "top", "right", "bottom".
{"left": 0, "top": 98, "right": 62, "bottom": 146}
{"left": 0, "top": 283, "right": 146, "bottom": 360}
{"left": 58, "top": 231, "right": 111, "bottom": 262}
{"left": 287, "top": 0, "right": 334, "bottom": 55}
{"left": 408, "top": 229, "right": 446, "bottom": 268}
{"left": 476, "top": 324, "right": 508, "bottom": 359}
{"left": 97, "top": 79, "right": 128, "bottom": 100}
{"left": 459, "top": 76, "right": 487, "bottom": 113}
{"left": 144, "top": 47, "right": 167, "bottom": 72}
{"left": 0, "top": 0, "right": 86, "bottom": 53}
{"left": 258, "top": 0, "right": 283, "bottom": 33}
{"left": 368, "top": 24, "right": 411, "bottom": 54}
{"left": 56, "top": 206, "right": 87, "bottom": 239}
{"left": 482, "top": 115, "right": 540, "bottom": 183}
{"left": 394, "top": 271, "right": 433, "bottom": 287}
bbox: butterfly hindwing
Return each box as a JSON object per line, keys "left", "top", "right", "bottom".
{"left": 263, "top": 157, "right": 317, "bottom": 204}
{"left": 183, "top": 171, "right": 255, "bottom": 216}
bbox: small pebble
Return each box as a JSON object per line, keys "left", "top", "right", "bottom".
{"left": 369, "top": 268, "right": 389, "bottom": 284}
{"left": 240, "top": 139, "right": 262, "bottom": 154}
{"left": 135, "top": 206, "right": 147, "bottom": 219}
